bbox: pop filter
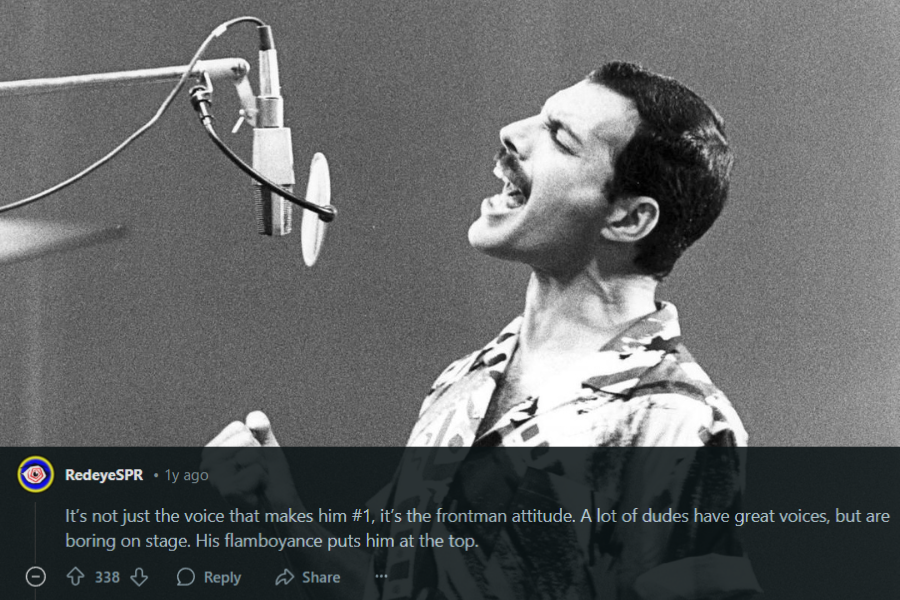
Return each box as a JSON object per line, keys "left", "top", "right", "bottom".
{"left": 300, "top": 152, "right": 330, "bottom": 267}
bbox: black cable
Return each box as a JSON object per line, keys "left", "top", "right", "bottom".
{"left": 0, "top": 16, "right": 267, "bottom": 214}
{"left": 189, "top": 87, "right": 336, "bottom": 222}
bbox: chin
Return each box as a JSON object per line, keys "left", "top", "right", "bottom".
{"left": 467, "top": 219, "right": 501, "bottom": 253}
{"left": 467, "top": 222, "right": 521, "bottom": 262}
{"left": 467, "top": 219, "right": 486, "bottom": 247}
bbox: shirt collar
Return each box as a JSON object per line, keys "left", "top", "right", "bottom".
{"left": 583, "top": 301, "right": 683, "bottom": 395}
{"left": 471, "top": 301, "right": 682, "bottom": 393}
{"left": 598, "top": 301, "right": 682, "bottom": 355}
{"left": 471, "top": 316, "right": 523, "bottom": 372}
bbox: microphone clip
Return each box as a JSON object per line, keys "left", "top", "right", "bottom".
{"left": 188, "top": 73, "right": 215, "bottom": 126}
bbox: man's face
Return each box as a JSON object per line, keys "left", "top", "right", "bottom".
{"left": 468, "top": 81, "right": 640, "bottom": 273}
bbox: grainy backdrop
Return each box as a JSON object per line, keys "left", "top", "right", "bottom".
{"left": 0, "top": 0, "right": 897, "bottom": 446}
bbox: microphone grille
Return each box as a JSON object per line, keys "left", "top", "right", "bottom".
{"left": 252, "top": 183, "right": 293, "bottom": 236}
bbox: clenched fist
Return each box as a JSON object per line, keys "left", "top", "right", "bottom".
{"left": 201, "top": 411, "right": 299, "bottom": 510}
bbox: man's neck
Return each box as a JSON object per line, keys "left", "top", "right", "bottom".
{"left": 519, "top": 268, "right": 658, "bottom": 357}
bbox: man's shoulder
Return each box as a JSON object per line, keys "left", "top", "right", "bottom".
{"left": 627, "top": 338, "right": 720, "bottom": 400}
{"left": 624, "top": 339, "right": 748, "bottom": 446}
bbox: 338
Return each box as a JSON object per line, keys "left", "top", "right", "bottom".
{"left": 95, "top": 571, "right": 119, "bottom": 583}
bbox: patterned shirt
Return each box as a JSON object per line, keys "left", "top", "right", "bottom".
{"left": 363, "top": 302, "right": 759, "bottom": 600}
{"left": 406, "top": 301, "right": 748, "bottom": 449}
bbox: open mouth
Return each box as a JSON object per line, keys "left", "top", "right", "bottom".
{"left": 493, "top": 164, "right": 528, "bottom": 208}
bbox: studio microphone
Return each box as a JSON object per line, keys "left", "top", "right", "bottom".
{"left": 252, "top": 25, "right": 293, "bottom": 236}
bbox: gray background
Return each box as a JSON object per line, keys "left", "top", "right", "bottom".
{"left": 0, "top": 0, "right": 897, "bottom": 446}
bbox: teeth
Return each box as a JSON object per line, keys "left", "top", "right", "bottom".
{"left": 493, "top": 165, "right": 515, "bottom": 187}
{"left": 492, "top": 164, "right": 526, "bottom": 209}
{"left": 494, "top": 165, "right": 520, "bottom": 192}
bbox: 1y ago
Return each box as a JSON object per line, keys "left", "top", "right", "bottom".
{"left": 166, "top": 469, "right": 208, "bottom": 484}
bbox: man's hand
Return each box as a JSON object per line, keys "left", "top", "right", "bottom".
{"left": 201, "top": 411, "right": 299, "bottom": 510}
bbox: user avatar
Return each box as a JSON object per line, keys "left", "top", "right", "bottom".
{"left": 18, "top": 456, "right": 54, "bottom": 493}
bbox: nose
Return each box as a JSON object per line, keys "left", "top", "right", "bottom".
{"left": 499, "top": 116, "right": 534, "bottom": 159}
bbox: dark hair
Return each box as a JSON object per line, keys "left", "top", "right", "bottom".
{"left": 588, "top": 62, "right": 733, "bottom": 279}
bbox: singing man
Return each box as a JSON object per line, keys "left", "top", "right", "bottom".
{"left": 203, "top": 62, "right": 757, "bottom": 600}
{"left": 406, "top": 61, "right": 743, "bottom": 448}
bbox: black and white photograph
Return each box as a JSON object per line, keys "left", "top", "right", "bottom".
{"left": 1, "top": 1, "right": 897, "bottom": 448}
{"left": 1, "top": 1, "right": 897, "bottom": 598}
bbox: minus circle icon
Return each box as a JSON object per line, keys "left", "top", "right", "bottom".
{"left": 26, "top": 566, "right": 47, "bottom": 587}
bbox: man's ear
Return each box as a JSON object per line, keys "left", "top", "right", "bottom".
{"left": 600, "top": 196, "right": 659, "bottom": 243}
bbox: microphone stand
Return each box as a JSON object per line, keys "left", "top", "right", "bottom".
{"left": 0, "top": 55, "right": 336, "bottom": 225}
{"left": 0, "top": 61, "right": 251, "bottom": 262}
{"left": 0, "top": 58, "right": 251, "bottom": 97}
{"left": 0, "top": 15, "right": 337, "bottom": 258}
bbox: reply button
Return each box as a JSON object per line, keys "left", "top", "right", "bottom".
{"left": 205, "top": 571, "right": 242, "bottom": 586}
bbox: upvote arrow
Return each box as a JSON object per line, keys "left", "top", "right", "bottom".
{"left": 131, "top": 567, "right": 149, "bottom": 587}
{"left": 67, "top": 567, "right": 85, "bottom": 586}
